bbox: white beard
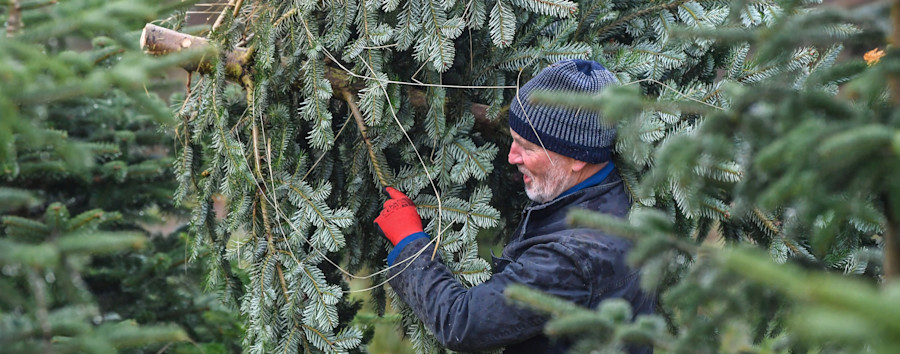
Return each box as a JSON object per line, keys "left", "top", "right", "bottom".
{"left": 521, "top": 165, "right": 573, "bottom": 203}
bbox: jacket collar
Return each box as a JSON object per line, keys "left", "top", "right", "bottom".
{"left": 556, "top": 161, "right": 615, "bottom": 200}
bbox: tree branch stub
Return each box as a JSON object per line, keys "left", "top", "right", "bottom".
{"left": 140, "top": 23, "right": 247, "bottom": 78}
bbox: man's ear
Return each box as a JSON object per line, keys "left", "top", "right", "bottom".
{"left": 570, "top": 159, "right": 588, "bottom": 172}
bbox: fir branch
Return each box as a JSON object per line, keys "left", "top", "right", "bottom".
{"left": 248, "top": 89, "right": 265, "bottom": 184}
{"left": 883, "top": 191, "right": 900, "bottom": 281}
{"left": 65, "top": 209, "right": 106, "bottom": 232}
{"left": 342, "top": 90, "right": 389, "bottom": 187}
{"left": 211, "top": 0, "right": 245, "bottom": 32}
{"left": 451, "top": 139, "right": 492, "bottom": 178}
{"left": 301, "top": 324, "right": 334, "bottom": 348}
{"left": 2, "top": 216, "right": 50, "bottom": 240}
{"left": 394, "top": 0, "right": 418, "bottom": 50}
{"left": 140, "top": 24, "right": 500, "bottom": 121}
{"left": 504, "top": 284, "right": 585, "bottom": 316}
{"left": 573, "top": 0, "right": 608, "bottom": 38}
{"left": 298, "top": 267, "right": 338, "bottom": 330}
{"left": 699, "top": 197, "right": 730, "bottom": 220}
{"left": 416, "top": 203, "right": 496, "bottom": 221}
{"left": 567, "top": 209, "right": 699, "bottom": 254}
{"left": 57, "top": 232, "right": 146, "bottom": 255}
{"left": 0, "top": 187, "right": 40, "bottom": 213}
{"left": 594, "top": 0, "right": 689, "bottom": 39}
{"left": 24, "top": 267, "right": 52, "bottom": 349}
{"left": 259, "top": 192, "right": 275, "bottom": 250}
{"left": 276, "top": 263, "right": 290, "bottom": 300}
{"left": 752, "top": 208, "right": 780, "bottom": 237}
{"left": 205, "top": 199, "right": 244, "bottom": 305}
{"left": 489, "top": 0, "right": 515, "bottom": 47}
{"left": 508, "top": 0, "right": 576, "bottom": 18}
{"left": 282, "top": 180, "right": 350, "bottom": 252}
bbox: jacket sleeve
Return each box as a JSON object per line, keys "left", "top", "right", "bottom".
{"left": 386, "top": 236, "right": 593, "bottom": 352}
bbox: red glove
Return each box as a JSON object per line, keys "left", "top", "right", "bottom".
{"left": 374, "top": 187, "right": 424, "bottom": 245}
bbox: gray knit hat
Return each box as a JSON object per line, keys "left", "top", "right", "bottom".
{"left": 509, "top": 59, "right": 618, "bottom": 164}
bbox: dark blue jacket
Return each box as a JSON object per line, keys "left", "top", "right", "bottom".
{"left": 387, "top": 171, "right": 656, "bottom": 353}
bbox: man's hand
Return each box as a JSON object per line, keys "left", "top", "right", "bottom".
{"left": 374, "top": 187, "right": 424, "bottom": 245}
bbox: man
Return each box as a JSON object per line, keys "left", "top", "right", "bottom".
{"left": 374, "top": 59, "right": 655, "bottom": 353}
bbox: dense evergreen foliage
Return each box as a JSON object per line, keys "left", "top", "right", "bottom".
{"left": 147, "top": 0, "right": 881, "bottom": 352}
{"left": 7, "top": 0, "right": 897, "bottom": 352}
{"left": 0, "top": 0, "right": 240, "bottom": 352}
{"left": 514, "top": 1, "right": 898, "bottom": 352}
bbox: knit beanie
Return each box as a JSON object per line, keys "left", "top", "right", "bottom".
{"left": 508, "top": 59, "right": 618, "bottom": 164}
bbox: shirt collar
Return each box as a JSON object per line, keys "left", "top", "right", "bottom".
{"left": 556, "top": 161, "right": 615, "bottom": 200}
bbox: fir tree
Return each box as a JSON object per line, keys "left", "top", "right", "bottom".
{"left": 0, "top": 0, "right": 239, "bottom": 352}
{"left": 135, "top": 0, "right": 872, "bottom": 352}
{"left": 513, "top": 0, "right": 897, "bottom": 352}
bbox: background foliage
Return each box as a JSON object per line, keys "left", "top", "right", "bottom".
{"left": 0, "top": 0, "right": 240, "bottom": 352}
{"left": 154, "top": 0, "right": 841, "bottom": 352}
{"left": 145, "top": 0, "right": 898, "bottom": 352}
{"left": 516, "top": 0, "right": 898, "bottom": 352}
{"left": 5, "top": 0, "right": 898, "bottom": 353}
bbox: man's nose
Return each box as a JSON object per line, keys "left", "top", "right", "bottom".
{"left": 508, "top": 143, "right": 522, "bottom": 165}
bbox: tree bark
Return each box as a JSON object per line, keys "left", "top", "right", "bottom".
{"left": 140, "top": 23, "right": 248, "bottom": 78}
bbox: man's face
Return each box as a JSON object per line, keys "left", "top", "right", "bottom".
{"left": 507, "top": 129, "right": 577, "bottom": 203}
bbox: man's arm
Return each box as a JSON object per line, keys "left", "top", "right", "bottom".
{"left": 386, "top": 236, "right": 593, "bottom": 351}
{"left": 374, "top": 187, "right": 592, "bottom": 351}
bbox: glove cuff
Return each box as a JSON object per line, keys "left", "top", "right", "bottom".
{"left": 387, "top": 232, "right": 430, "bottom": 266}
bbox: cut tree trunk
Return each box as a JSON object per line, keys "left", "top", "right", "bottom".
{"left": 140, "top": 24, "right": 248, "bottom": 78}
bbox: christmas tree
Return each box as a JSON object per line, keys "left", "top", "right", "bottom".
{"left": 136, "top": 0, "right": 877, "bottom": 352}
{"left": 1, "top": 0, "right": 240, "bottom": 352}
{"left": 509, "top": 0, "right": 898, "bottom": 352}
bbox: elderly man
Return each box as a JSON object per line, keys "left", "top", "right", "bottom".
{"left": 374, "top": 59, "right": 655, "bottom": 353}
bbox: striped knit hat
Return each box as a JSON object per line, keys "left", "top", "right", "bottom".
{"left": 509, "top": 59, "right": 618, "bottom": 164}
